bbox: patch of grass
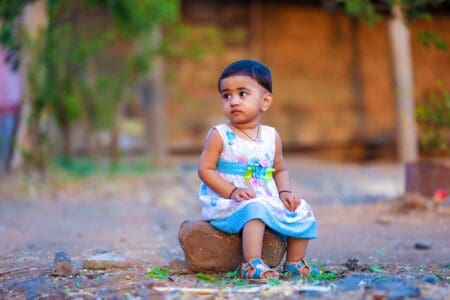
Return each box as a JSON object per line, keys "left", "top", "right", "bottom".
{"left": 146, "top": 267, "right": 171, "bottom": 280}
{"left": 196, "top": 272, "right": 215, "bottom": 282}
{"left": 266, "top": 278, "right": 281, "bottom": 286}
{"left": 53, "top": 155, "right": 153, "bottom": 178}
{"left": 366, "top": 263, "right": 383, "bottom": 273}
{"left": 310, "top": 270, "right": 337, "bottom": 281}
{"left": 224, "top": 268, "right": 239, "bottom": 279}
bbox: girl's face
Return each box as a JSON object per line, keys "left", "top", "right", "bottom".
{"left": 219, "top": 75, "right": 272, "bottom": 126}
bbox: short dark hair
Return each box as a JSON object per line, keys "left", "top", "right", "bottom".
{"left": 218, "top": 59, "right": 272, "bottom": 93}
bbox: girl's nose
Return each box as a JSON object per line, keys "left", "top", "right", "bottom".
{"left": 230, "top": 95, "right": 240, "bottom": 106}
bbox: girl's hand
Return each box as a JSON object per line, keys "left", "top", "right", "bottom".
{"left": 280, "top": 192, "right": 301, "bottom": 212}
{"left": 230, "top": 187, "right": 256, "bottom": 201}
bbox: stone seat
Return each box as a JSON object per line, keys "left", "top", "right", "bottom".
{"left": 178, "top": 220, "right": 286, "bottom": 272}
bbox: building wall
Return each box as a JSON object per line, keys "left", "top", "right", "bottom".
{"left": 166, "top": 2, "right": 450, "bottom": 158}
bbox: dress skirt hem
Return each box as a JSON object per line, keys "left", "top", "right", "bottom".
{"left": 209, "top": 201, "right": 318, "bottom": 239}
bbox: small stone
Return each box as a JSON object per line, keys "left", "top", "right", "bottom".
{"left": 375, "top": 215, "right": 392, "bottom": 226}
{"left": 372, "top": 290, "right": 386, "bottom": 300}
{"left": 169, "top": 258, "right": 189, "bottom": 274}
{"left": 422, "top": 275, "right": 438, "bottom": 284}
{"left": 82, "top": 252, "right": 129, "bottom": 270}
{"left": 414, "top": 241, "right": 432, "bottom": 250}
{"left": 51, "top": 250, "right": 72, "bottom": 276}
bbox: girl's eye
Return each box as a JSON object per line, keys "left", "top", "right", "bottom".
{"left": 239, "top": 91, "right": 248, "bottom": 97}
{"left": 222, "top": 93, "right": 231, "bottom": 99}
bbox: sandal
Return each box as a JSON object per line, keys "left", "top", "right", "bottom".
{"left": 240, "top": 258, "right": 280, "bottom": 281}
{"left": 282, "top": 258, "right": 311, "bottom": 277}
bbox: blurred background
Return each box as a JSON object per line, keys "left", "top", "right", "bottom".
{"left": 0, "top": 0, "right": 449, "bottom": 175}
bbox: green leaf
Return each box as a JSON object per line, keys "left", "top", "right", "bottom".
{"left": 224, "top": 268, "right": 240, "bottom": 279}
{"left": 146, "top": 267, "right": 171, "bottom": 280}
{"left": 434, "top": 273, "right": 444, "bottom": 281}
{"left": 418, "top": 30, "right": 448, "bottom": 50}
{"left": 234, "top": 280, "right": 248, "bottom": 286}
{"left": 368, "top": 264, "right": 383, "bottom": 273}
{"left": 310, "top": 271, "right": 337, "bottom": 281}
{"left": 196, "top": 272, "right": 214, "bottom": 282}
{"left": 266, "top": 278, "right": 281, "bottom": 286}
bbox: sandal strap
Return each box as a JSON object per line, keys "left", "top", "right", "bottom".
{"left": 283, "top": 258, "right": 311, "bottom": 277}
{"left": 241, "top": 258, "right": 275, "bottom": 280}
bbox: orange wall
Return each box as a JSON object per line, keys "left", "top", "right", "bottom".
{"left": 166, "top": 4, "right": 450, "bottom": 155}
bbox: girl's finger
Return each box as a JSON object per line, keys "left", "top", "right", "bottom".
{"left": 284, "top": 198, "right": 293, "bottom": 211}
{"left": 246, "top": 190, "right": 256, "bottom": 199}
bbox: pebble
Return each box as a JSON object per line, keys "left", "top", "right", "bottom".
{"left": 375, "top": 215, "right": 392, "bottom": 226}
{"left": 51, "top": 250, "right": 72, "bottom": 276}
{"left": 82, "top": 252, "right": 129, "bottom": 270}
{"left": 414, "top": 241, "right": 432, "bottom": 250}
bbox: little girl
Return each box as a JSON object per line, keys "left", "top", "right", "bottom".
{"left": 197, "top": 59, "right": 317, "bottom": 280}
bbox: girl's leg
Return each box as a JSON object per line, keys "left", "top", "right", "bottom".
{"left": 286, "top": 237, "right": 309, "bottom": 262}
{"left": 242, "top": 219, "right": 265, "bottom": 261}
{"left": 284, "top": 238, "right": 310, "bottom": 277}
{"left": 242, "top": 219, "right": 278, "bottom": 278}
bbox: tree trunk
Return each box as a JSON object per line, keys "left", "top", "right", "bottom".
{"left": 140, "top": 26, "right": 167, "bottom": 167}
{"left": 109, "top": 101, "right": 125, "bottom": 168}
{"left": 10, "top": 0, "right": 48, "bottom": 171}
{"left": 388, "top": 4, "right": 418, "bottom": 163}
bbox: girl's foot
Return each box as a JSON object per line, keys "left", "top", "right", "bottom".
{"left": 240, "top": 258, "right": 279, "bottom": 281}
{"left": 282, "top": 258, "right": 311, "bottom": 277}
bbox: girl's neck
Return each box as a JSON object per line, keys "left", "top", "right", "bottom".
{"left": 229, "top": 121, "right": 261, "bottom": 130}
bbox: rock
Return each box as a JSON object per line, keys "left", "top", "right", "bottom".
{"left": 178, "top": 220, "right": 286, "bottom": 272}
{"left": 422, "top": 275, "right": 438, "bottom": 284}
{"left": 375, "top": 215, "right": 392, "bottom": 226}
{"left": 82, "top": 252, "right": 129, "bottom": 270}
{"left": 414, "top": 241, "right": 432, "bottom": 250}
{"left": 51, "top": 250, "right": 72, "bottom": 276}
{"left": 372, "top": 290, "right": 387, "bottom": 300}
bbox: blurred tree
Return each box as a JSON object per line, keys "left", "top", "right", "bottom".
{"left": 340, "top": 0, "right": 448, "bottom": 162}
{"left": 0, "top": 0, "right": 179, "bottom": 171}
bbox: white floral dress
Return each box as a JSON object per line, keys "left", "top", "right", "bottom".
{"left": 198, "top": 124, "right": 317, "bottom": 239}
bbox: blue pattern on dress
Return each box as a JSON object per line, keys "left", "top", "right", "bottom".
{"left": 226, "top": 131, "right": 236, "bottom": 145}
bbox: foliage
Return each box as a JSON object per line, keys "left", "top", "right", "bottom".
{"left": 146, "top": 267, "right": 171, "bottom": 280}
{"left": 0, "top": 0, "right": 180, "bottom": 170}
{"left": 196, "top": 272, "right": 215, "bottom": 282}
{"left": 340, "top": 0, "right": 448, "bottom": 50}
{"left": 418, "top": 30, "right": 447, "bottom": 50}
{"left": 0, "top": 0, "right": 34, "bottom": 69}
{"left": 342, "top": 0, "right": 381, "bottom": 26}
{"left": 266, "top": 278, "right": 281, "bottom": 286}
{"left": 54, "top": 155, "right": 152, "bottom": 177}
{"left": 310, "top": 270, "right": 338, "bottom": 281}
{"left": 416, "top": 83, "right": 450, "bottom": 156}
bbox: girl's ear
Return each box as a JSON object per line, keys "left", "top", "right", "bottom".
{"left": 261, "top": 92, "right": 273, "bottom": 112}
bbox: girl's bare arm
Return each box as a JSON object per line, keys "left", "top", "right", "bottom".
{"left": 198, "top": 128, "right": 237, "bottom": 198}
{"left": 273, "top": 131, "right": 300, "bottom": 211}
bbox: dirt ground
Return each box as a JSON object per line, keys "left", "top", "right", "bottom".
{"left": 0, "top": 156, "right": 449, "bottom": 299}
